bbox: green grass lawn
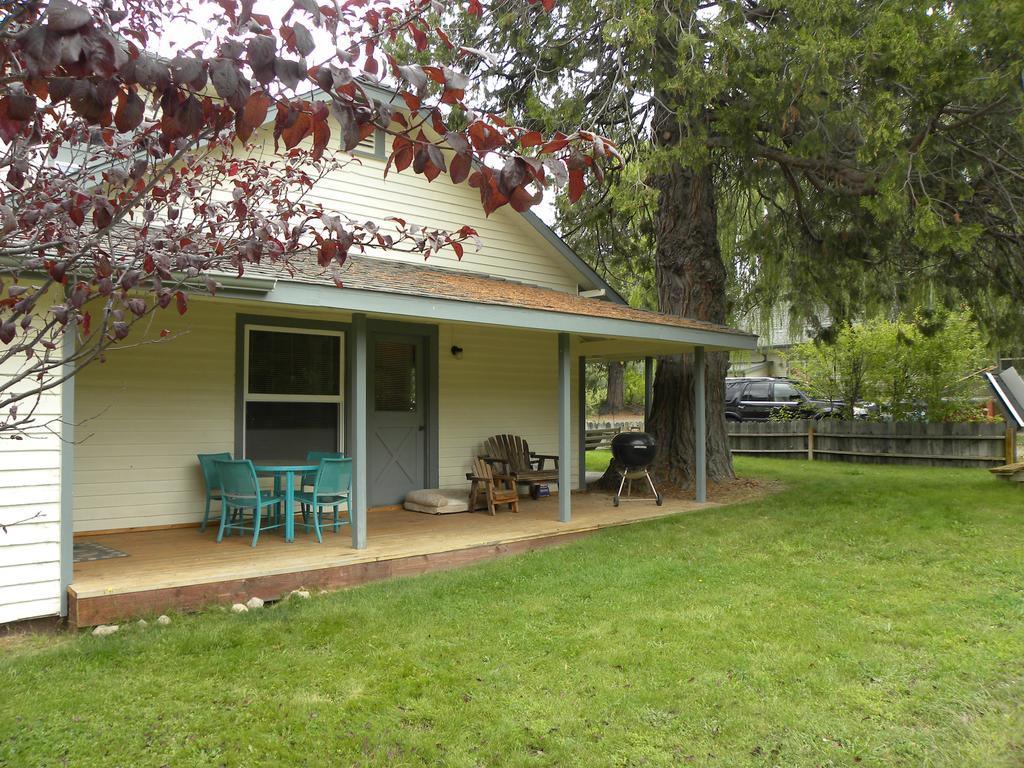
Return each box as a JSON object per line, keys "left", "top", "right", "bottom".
{"left": 586, "top": 448, "right": 612, "bottom": 471}
{"left": 3, "top": 459, "right": 1023, "bottom": 767}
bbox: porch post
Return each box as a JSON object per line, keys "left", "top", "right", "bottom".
{"left": 644, "top": 356, "right": 654, "bottom": 431}
{"left": 694, "top": 346, "right": 707, "bottom": 503}
{"left": 577, "top": 355, "right": 587, "bottom": 492}
{"left": 351, "top": 313, "right": 368, "bottom": 549}
{"left": 59, "top": 330, "right": 75, "bottom": 617}
{"left": 558, "top": 332, "right": 571, "bottom": 523}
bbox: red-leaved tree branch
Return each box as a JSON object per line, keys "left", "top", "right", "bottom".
{"left": 0, "top": 0, "right": 621, "bottom": 438}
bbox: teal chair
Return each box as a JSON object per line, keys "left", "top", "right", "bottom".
{"left": 197, "top": 452, "right": 232, "bottom": 532}
{"left": 294, "top": 458, "right": 353, "bottom": 543}
{"left": 301, "top": 450, "right": 345, "bottom": 492}
{"left": 213, "top": 459, "right": 286, "bottom": 547}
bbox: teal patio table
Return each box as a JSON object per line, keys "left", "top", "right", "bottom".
{"left": 254, "top": 463, "right": 317, "bottom": 543}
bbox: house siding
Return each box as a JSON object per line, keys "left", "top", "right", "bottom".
{"left": 73, "top": 298, "right": 352, "bottom": 532}
{"left": 244, "top": 127, "right": 583, "bottom": 293}
{"left": 73, "top": 298, "right": 579, "bottom": 533}
{"left": 0, "top": 286, "right": 64, "bottom": 624}
{"left": 437, "top": 323, "right": 579, "bottom": 489}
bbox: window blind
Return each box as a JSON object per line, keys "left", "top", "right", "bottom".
{"left": 374, "top": 341, "right": 417, "bottom": 412}
{"left": 248, "top": 330, "right": 340, "bottom": 396}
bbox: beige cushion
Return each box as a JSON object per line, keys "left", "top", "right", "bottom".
{"left": 404, "top": 488, "right": 468, "bottom": 514}
{"left": 404, "top": 489, "right": 451, "bottom": 507}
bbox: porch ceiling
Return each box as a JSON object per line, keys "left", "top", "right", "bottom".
{"left": 226, "top": 255, "right": 757, "bottom": 353}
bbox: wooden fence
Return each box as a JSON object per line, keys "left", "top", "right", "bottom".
{"left": 727, "top": 419, "right": 1015, "bottom": 469}
{"left": 585, "top": 420, "right": 642, "bottom": 450}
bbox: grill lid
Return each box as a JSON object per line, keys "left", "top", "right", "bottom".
{"left": 611, "top": 431, "right": 657, "bottom": 469}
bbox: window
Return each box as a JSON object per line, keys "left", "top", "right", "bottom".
{"left": 773, "top": 382, "right": 804, "bottom": 402}
{"left": 745, "top": 381, "right": 771, "bottom": 401}
{"left": 243, "top": 326, "right": 344, "bottom": 462}
{"left": 374, "top": 341, "right": 417, "bottom": 412}
{"left": 725, "top": 381, "right": 743, "bottom": 403}
{"left": 248, "top": 330, "right": 339, "bottom": 396}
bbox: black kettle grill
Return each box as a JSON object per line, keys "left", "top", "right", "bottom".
{"left": 610, "top": 431, "right": 662, "bottom": 507}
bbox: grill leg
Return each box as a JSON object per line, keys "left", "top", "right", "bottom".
{"left": 613, "top": 472, "right": 627, "bottom": 507}
{"left": 644, "top": 471, "right": 662, "bottom": 505}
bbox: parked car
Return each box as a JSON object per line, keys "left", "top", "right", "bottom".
{"left": 724, "top": 377, "right": 868, "bottom": 421}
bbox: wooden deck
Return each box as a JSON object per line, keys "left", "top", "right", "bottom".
{"left": 69, "top": 491, "right": 712, "bottom": 627}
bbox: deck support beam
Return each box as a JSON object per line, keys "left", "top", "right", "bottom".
{"left": 558, "top": 332, "right": 572, "bottom": 523}
{"left": 577, "top": 355, "right": 587, "bottom": 492}
{"left": 694, "top": 346, "right": 707, "bottom": 503}
{"left": 351, "top": 313, "right": 368, "bottom": 549}
{"left": 644, "top": 356, "right": 654, "bottom": 431}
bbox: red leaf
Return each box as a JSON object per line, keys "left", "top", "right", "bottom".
{"left": 311, "top": 118, "right": 330, "bottom": 160}
{"left": 410, "top": 23, "right": 428, "bottom": 51}
{"left": 449, "top": 153, "right": 471, "bottom": 185}
{"left": 540, "top": 132, "right": 570, "bottom": 154}
{"left": 391, "top": 137, "right": 415, "bottom": 173}
{"left": 451, "top": 240, "right": 463, "bottom": 259}
{"left": 440, "top": 88, "right": 464, "bottom": 105}
{"left": 319, "top": 240, "right": 338, "bottom": 267}
{"left": 175, "top": 291, "right": 188, "bottom": 315}
{"left": 114, "top": 90, "right": 144, "bottom": 132}
{"left": 281, "top": 111, "right": 312, "bottom": 149}
{"left": 426, "top": 144, "right": 446, "bottom": 172}
{"left": 468, "top": 121, "right": 504, "bottom": 151}
{"left": 519, "top": 130, "right": 544, "bottom": 148}
{"left": 400, "top": 91, "right": 421, "bottom": 112}
{"left": 237, "top": 91, "right": 272, "bottom": 142}
{"left": 6, "top": 92, "right": 36, "bottom": 121}
{"left": 510, "top": 185, "right": 540, "bottom": 212}
{"left": 568, "top": 168, "right": 585, "bottom": 203}
{"left": 423, "top": 160, "right": 442, "bottom": 182}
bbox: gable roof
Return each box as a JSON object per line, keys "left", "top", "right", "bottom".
{"left": 307, "top": 80, "right": 626, "bottom": 304}
{"left": 64, "top": 79, "right": 626, "bottom": 303}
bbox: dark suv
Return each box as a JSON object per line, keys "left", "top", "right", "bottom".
{"left": 724, "top": 377, "right": 839, "bottom": 421}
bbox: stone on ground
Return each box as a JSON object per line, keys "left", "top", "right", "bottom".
{"left": 91, "top": 625, "right": 119, "bottom": 637}
{"left": 156, "top": 615, "right": 171, "bottom": 626}
{"left": 231, "top": 603, "right": 249, "bottom": 614}
{"left": 245, "top": 596, "right": 264, "bottom": 609}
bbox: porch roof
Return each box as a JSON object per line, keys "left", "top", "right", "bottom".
{"left": 229, "top": 255, "right": 757, "bottom": 353}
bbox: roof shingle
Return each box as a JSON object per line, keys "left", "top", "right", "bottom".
{"left": 240, "top": 254, "right": 752, "bottom": 338}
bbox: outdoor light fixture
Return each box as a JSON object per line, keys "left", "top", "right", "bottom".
{"left": 451, "top": 345, "right": 464, "bottom": 358}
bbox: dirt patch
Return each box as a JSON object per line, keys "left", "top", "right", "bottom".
{"left": 588, "top": 473, "right": 783, "bottom": 506}
{"left": 647, "top": 475, "right": 783, "bottom": 505}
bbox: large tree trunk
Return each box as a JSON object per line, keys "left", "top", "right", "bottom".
{"left": 647, "top": 150, "right": 734, "bottom": 485}
{"left": 600, "top": 361, "right": 625, "bottom": 414}
{"left": 646, "top": 159, "right": 734, "bottom": 484}
{"left": 596, "top": 103, "right": 734, "bottom": 489}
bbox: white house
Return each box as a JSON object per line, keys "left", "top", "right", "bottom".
{"left": 0, "top": 84, "right": 756, "bottom": 627}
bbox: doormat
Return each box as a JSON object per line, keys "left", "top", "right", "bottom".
{"left": 73, "top": 542, "right": 129, "bottom": 563}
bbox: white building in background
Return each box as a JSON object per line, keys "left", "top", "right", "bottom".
{"left": 728, "top": 306, "right": 821, "bottom": 378}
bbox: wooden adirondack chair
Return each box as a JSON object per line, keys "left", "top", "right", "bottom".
{"left": 467, "top": 457, "right": 519, "bottom": 515}
{"left": 483, "top": 434, "right": 560, "bottom": 498}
